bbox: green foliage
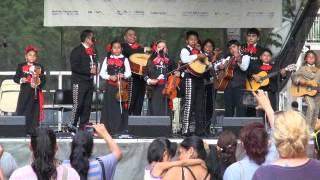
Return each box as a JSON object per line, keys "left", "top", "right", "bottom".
{"left": 0, "top": 0, "right": 282, "bottom": 73}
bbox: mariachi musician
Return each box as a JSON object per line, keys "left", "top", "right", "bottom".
{"left": 201, "top": 39, "right": 221, "bottom": 135}
{"left": 143, "top": 40, "right": 177, "bottom": 116}
{"left": 180, "top": 31, "right": 208, "bottom": 136}
{"left": 214, "top": 40, "right": 250, "bottom": 117}
{"left": 14, "top": 45, "right": 46, "bottom": 135}
{"left": 100, "top": 40, "right": 132, "bottom": 135}
{"left": 122, "top": 28, "right": 151, "bottom": 116}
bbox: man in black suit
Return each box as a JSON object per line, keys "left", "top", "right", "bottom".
{"left": 122, "top": 28, "right": 150, "bottom": 115}
{"left": 69, "top": 29, "right": 97, "bottom": 130}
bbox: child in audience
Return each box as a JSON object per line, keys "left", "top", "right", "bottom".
{"left": 64, "top": 124, "right": 122, "bottom": 180}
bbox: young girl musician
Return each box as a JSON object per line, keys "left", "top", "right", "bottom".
{"left": 143, "top": 40, "right": 176, "bottom": 116}
{"left": 14, "top": 45, "right": 46, "bottom": 135}
{"left": 100, "top": 40, "right": 132, "bottom": 135}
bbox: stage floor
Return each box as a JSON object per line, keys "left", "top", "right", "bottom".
{"left": 0, "top": 138, "right": 315, "bottom": 180}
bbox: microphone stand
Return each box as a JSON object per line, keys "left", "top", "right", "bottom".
{"left": 94, "top": 58, "right": 100, "bottom": 124}
{"left": 91, "top": 50, "right": 100, "bottom": 125}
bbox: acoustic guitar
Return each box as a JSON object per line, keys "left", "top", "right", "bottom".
{"left": 214, "top": 56, "right": 237, "bottom": 91}
{"left": 187, "top": 57, "right": 209, "bottom": 76}
{"left": 245, "top": 64, "right": 296, "bottom": 91}
{"left": 291, "top": 79, "right": 320, "bottom": 97}
{"left": 129, "top": 53, "right": 151, "bottom": 75}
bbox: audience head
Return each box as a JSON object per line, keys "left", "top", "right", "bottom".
{"left": 217, "top": 131, "right": 237, "bottom": 166}
{"left": 240, "top": 122, "right": 269, "bottom": 165}
{"left": 30, "top": 128, "right": 57, "bottom": 180}
{"left": 274, "top": 110, "right": 310, "bottom": 158}
{"left": 291, "top": 101, "right": 299, "bottom": 111}
{"left": 185, "top": 31, "right": 199, "bottom": 48}
{"left": 80, "top": 29, "right": 95, "bottom": 47}
{"left": 70, "top": 130, "right": 94, "bottom": 180}
{"left": 246, "top": 28, "right": 260, "bottom": 45}
{"left": 147, "top": 138, "right": 177, "bottom": 164}
{"left": 124, "top": 28, "right": 137, "bottom": 44}
{"left": 303, "top": 50, "right": 318, "bottom": 66}
{"left": 179, "top": 136, "right": 207, "bottom": 161}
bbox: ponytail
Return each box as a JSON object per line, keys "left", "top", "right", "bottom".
{"left": 31, "top": 128, "right": 57, "bottom": 180}
{"left": 70, "top": 131, "right": 94, "bottom": 180}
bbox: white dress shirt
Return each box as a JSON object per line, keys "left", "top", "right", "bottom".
{"left": 214, "top": 55, "right": 250, "bottom": 71}
{"left": 180, "top": 45, "right": 198, "bottom": 64}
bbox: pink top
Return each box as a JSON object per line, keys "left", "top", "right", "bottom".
{"left": 9, "top": 164, "right": 80, "bottom": 180}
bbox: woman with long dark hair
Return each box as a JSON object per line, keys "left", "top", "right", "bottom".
{"left": 64, "top": 123, "right": 122, "bottom": 180}
{"left": 163, "top": 136, "right": 211, "bottom": 180}
{"left": 10, "top": 128, "right": 79, "bottom": 180}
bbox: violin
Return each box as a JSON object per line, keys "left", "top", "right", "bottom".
{"left": 162, "top": 74, "right": 181, "bottom": 100}
{"left": 115, "top": 77, "right": 129, "bottom": 103}
{"left": 31, "top": 66, "right": 41, "bottom": 100}
{"left": 162, "top": 62, "right": 182, "bottom": 100}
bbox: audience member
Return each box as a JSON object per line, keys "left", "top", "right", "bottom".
{"left": 64, "top": 123, "right": 122, "bottom": 180}
{"left": 253, "top": 110, "right": 320, "bottom": 180}
{"left": 163, "top": 136, "right": 210, "bottom": 180}
{"left": 145, "top": 138, "right": 204, "bottom": 179}
{"left": 223, "top": 90, "right": 278, "bottom": 180}
{"left": 10, "top": 128, "right": 79, "bottom": 180}
{"left": 0, "top": 145, "right": 17, "bottom": 179}
{"left": 208, "top": 131, "right": 237, "bottom": 180}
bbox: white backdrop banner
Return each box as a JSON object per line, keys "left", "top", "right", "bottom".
{"left": 44, "top": 0, "right": 282, "bottom": 28}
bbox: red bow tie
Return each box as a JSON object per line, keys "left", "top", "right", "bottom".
{"left": 191, "top": 48, "right": 200, "bottom": 55}
{"left": 153, "top": 56, "right": 169, "bottom": 65}
{"left": 260, "top": 64, "right": 272, "bottom": 71}
{"left": 85, "top": 47, "right": 94, "bottom": 56}
{"left": 130, "top": 42, "right": 141, "bottom": 49}
{"left": 246, "top": 44, "right": 257, "bottom": 54}
{"left": 108, "top": 57, "right": 124, "bottom": 67}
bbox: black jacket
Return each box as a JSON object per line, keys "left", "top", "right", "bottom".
{"left": 70, "top": 44, "right": 96, "bottom": 82}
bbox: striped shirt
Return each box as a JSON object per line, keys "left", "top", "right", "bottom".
{"left": 63, "top": 153, "right": 118, "bottom": 180}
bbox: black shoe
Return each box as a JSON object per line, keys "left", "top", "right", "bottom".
{"left": 67, "top": 124, "right": 78, "bottom": 134}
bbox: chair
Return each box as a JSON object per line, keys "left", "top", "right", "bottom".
{"left": 50, "top": 89, "right": 73, "bottom": 130}
{"left": 91, "top": 90, "right": 104, "bottom": 123}
{"left": 0, "top": 79, "right": 20, "bottom": 114}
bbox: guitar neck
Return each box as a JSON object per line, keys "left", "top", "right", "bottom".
{"left": 264, "top": 71, "right": 278, "bottom": 79}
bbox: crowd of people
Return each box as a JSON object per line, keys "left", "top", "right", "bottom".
{"left": 1, "top": 90, "right": 320, "bottom": 179}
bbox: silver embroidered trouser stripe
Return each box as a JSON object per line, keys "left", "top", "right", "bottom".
{"left": 128, "top": 77, "right": 133, "bottom": 108}
{"left": 182, "top": 78, "right": 192, "bottom": 134}
{"left": 71, "top": 83, "right": 79, "bottom": 125}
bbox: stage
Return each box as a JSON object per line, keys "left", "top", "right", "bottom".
{"left": 0, "top": 137, "right": 316, "bottom": 180}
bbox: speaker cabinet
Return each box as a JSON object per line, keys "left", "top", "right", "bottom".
{"left": 128, "top": 116, "right": 171, "bottom": 137}
{"left": 222, "top": 117, "right": 264, "bottom": 136}
{"left": 0, "top": 116, "right": 26, "bottom": 137}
